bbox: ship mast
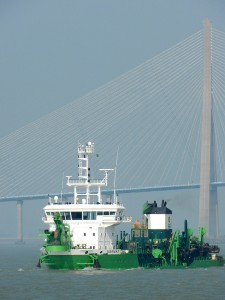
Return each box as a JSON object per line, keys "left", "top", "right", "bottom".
{"left": 66, "top": 142, "right": 113, "bottom": 204}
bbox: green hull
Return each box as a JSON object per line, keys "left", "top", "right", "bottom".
{"left": 40, "top": 252, "right": 224, "bottom": 270}
{"left": 98, "top": 253, "right": 139, "bottom": 269}
{"left": 189, "top": 257, "right": 224, "bottom": 268}
{"left": 40, "top": 253, "right": 139, "bottom": 270}
{"left": 154, "top": 259, "right": 224, "bottom": 269}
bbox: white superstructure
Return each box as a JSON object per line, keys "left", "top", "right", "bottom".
{"left": 42, "top": 142, "right": 131, "bottom": 251}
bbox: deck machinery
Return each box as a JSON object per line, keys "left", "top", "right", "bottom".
{"left": 124, "top": 200, "right": 222, "bottom": 268}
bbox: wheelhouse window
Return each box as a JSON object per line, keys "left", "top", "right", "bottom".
{"left": 83, "top": 212, "right": 90, "bottom": 220}
{"left": 83, "top": 212, "right": 96, "bottom": 220}
{"left": 65, "top": 212, "right": 71, "bottom": 220}
{"left": 97, "top": 211, "right": 114, "bottom": 216}
{"left": 60, "top": 212, "right": 71, "bottom": 220}
{"left": 46, "top": 211, "right": 54, "bottom": 216}
{"left": 71, "top": 212, "right": 82, "bottom": 220}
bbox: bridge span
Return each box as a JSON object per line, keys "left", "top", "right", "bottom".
{"left": 1, "top": 181, "right": 225, "bottom": 243}
{"left": 1, "top": 182, "right": 225, "bottom": 203}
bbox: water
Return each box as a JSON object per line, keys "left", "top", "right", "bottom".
{"left": 0, "top": 240, "right": 225, "bottom": 300}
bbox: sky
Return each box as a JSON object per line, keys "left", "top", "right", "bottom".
{"left": 1, "top": 0, "right": 225, "bottom": 239}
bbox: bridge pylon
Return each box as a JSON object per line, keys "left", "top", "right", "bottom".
{"left": 199, "top": 19, "right": 218, "bottom": 237}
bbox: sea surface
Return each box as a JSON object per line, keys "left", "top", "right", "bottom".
{"left": 0, "top": 239, "right": 225, "bottom": 300}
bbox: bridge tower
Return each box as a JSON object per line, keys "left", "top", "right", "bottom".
{"left": 199, "top": 19, "right": 218, "bottom": 237}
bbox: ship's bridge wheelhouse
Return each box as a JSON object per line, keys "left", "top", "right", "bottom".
{"left": 44, "top": 209, "right": 121, "bottom": 222}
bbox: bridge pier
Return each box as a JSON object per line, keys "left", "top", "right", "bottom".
{"left": 16, "top": 200, "right": 24, "bottom": 244}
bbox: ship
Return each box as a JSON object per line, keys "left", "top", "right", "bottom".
{"left": 39, "top": 142, "right": 224, "bottom": 270}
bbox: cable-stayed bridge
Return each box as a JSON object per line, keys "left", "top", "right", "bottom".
{"left": 1, "top": 20, "right": 225, "bottom": 241}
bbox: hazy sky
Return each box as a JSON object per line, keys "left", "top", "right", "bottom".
{"left": 1, "top": 0, "right": 225, "bottom": 138}
{"left": 1, "top": 0, "right": 225, "bottom": 238}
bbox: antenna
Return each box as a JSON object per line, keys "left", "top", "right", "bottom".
{"left": 99, "top": 169, "right": 114, "bottom": 185}
{"left": 114, "top": 146, "right": 119, "bottom": 204}
{"left": 61, "top": 172, "right": 64, "bottom": 202}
